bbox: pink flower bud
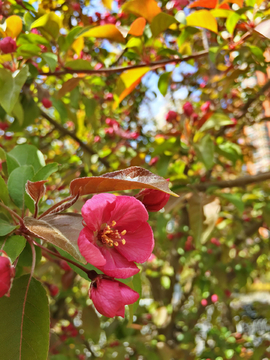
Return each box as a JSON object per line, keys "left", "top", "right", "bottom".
{"left": 0, "top": 37, "right": 17, "bottom": 54}
{"left": 183, "top": 102, "right": 194, "bottom": 117}
{"left": 105, "top": 93, "right": 113, "bottom": 101}
{"left": 136, "top": 188, "right": 170, "bottom": 212}
{"left": 201, "top": 101, "right": 211, "bottom": 112}
{"left": 90, "top": 276, "right": 139, "bottom": 318}
{"left": 72, "top": 2, "right": 80, "bottom": 11}
{"left": 94, "top": 63, "right": 103, "bottom": 70}
{"left": 94, "top": 135, "right": 101, "bottom": 143}
{"left": 149, "top": 156, "right": 159, "bottom": 166}
{"left": 0, "top": 122, "right": 9, "bottom": 131}
{"left": 211, "top": 294, "right": 218, "bottom": 303}
{"left": 105, "top": 118, "right": 119, "bottom": 127}
{"left": 0, "top": 252, "right": 15, "bottom": 297}
{"left": 165, "top": 110, "right": 178, "bottom": 123}
{"left": 201, "top": 299, "right": 208, "bottom": 306}
{"left": 42, "top": 98, "right": 52, "bottom": 109}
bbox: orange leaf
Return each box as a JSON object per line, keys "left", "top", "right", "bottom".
{"left": 225, "top": 0, "right": 243, "bottom": 6}
{"left": 189, "top": 0, "right": 217, "bottom": 8}
{"left": 25, "top": 180, "right": 46, "bottom": 204}
{"left": 113, "top": 67, "right": 150, "bottom": 108}
{"left": 128, "top": 17, "right": 146, "bottom": 36}
{"left": 122, "top": 0, "right": 161, "bottom": 23}
{"left": 80, "top": 24, "right": 125, "bottom": 43}
{"left": 69, "top": 166, "right": 178, "bottom": 197}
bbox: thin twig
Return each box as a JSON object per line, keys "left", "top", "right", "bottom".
{"left": 40, "top": 110, "right": 110, "bottom": 169}
{"left": 38, "top": 50, "right": 209, "bottom": 76}
{"left": 38, "top": 195, "right": 75, "bottom": 219}
{"left": 0, "top": 202, "right": 24, "bottom": 225}
{"left": 192, "top": 171, "right": 270, "bottom": 191}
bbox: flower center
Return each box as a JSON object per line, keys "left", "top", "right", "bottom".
{"left": 97, "top": 221, "right": 126, "bottom": 247}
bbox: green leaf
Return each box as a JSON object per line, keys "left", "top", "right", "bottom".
{"left": 12, "top": 99, "right": 24, "bottom": 125}
{"left": 51, "top": 98, "right": 68, "bottom": 123}
{"left": 226, "top": 12, "right": 241, "bottom": 34}
{"left": 209, "top": 46, "right": 219, "bottom": 63}
{"left": 6, "top": 153, "right": 20, "bottom": 175}
{"left": 216, "top": 141, "right": 242, "bottom": 165}
{"left": 158, "top": 72, "right": 171, "bottom": 96}
{"left": 0, "top": 218, "right": 17, "bottom": 236}
{"left": 7, "top": 165, "right": 35, "bottom": 208}
{"left": 17, "top": 241, "right": 41, "bottom": 267}
{"left": 194, "top": 134, "right": 214, "bottom": 170}
{"left": 41, "top": 52, "right": 58, "bottom": 71}
{"left": 0, "top": 275, "right": 50, "bottom": 360}
{"left": 199, "top": 113, "right": 233, "bottom": 132}
{"left": 21, "top": 94, "right": 41, "bottom": 128}
{"left": 220, "top": 193, "right": 244, "bottom": 214}
{"left": 0, "top": 235, "right": 26, "bottom": 262}
{"left": 32, "top": 163, "right": 59, "bottom": 181}
{"left": 0, "top": 175, "right": 9, "bottom": 204}
{"left": 249, "top": 45, "right": 265, "bottom": 62}
{"left": 132, "top": 272, "right": 141, "bottom": 312}
{"left": 16, "top": 44, "right": 41, "bottom": 57}
{"left": 83, "top": 98, "right": 97, "bottom": 119}
{"left": 9, "top": 144, "right": 45, "bottom": 173}
{"left": 30, "top": 12, "right": 61, "bottom": 38}
{"left": 0, "top": 65, "right": 28, "bottom": 114}
{"left": 150, "top": 12, "right": 177, "bottom": 37}
{"left": 17, "top": 33, "right": 50, "bottom": 47}
{"left": 263, "top": 204, "right": 270, "bottom": 227}
{"left": 81, "top": 306, "right": 101, "bottom": 342}
{"left": 65, "top": 59, "right": 93, "bottom": 70}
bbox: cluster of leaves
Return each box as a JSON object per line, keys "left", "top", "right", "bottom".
{"left": 2, "top": 0, "right": 270, "bottom": 359}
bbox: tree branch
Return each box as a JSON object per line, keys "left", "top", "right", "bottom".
{"left": 192, "top": 171, "right": 270, "bottom": 191}
{"left": 38, "top": 50, "right": 208, "bottom": 76}
{"left": 40, "top": 110, "right": 110, "bottom": 168}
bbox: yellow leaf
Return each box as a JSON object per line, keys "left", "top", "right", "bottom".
{"left": 102, "top": 0, "right": 113, "bottom": 9}
{"left": 128, "top": 17, "right": 146, "bottom": 36}
{"left": 113, "top": 67, "right": 150, "bottom": 108}
{"left": 122, "top": 0, "right": 161, "bottom": 23}
{"left": 5, "top": 15, "right": 23, "bottom": 38}
{"left": 72, "top": 37, "right": 84, "bottom": 56}
{"left": 186, "top": 10, "right": 218, "bottom": 33}
{"left": 80, "top": 24, "right": 125, "bottom": 43}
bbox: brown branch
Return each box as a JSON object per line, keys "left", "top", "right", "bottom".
{"left": 38, "top": 50, "right": 209, "bottom": 76}
{"left": 40, "top": 110, "right": 110, "bottom": 168}
{"left": 192, "top": 171, "right": 270, "bottom": 191}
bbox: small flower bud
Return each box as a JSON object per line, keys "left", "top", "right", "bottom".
{"left": 0, "top": 37, "right": 17, "bottom": 54}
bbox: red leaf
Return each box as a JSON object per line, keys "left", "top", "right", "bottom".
{"left": 189, "top": 0, "right": 217, "bottom": 9}
{"left": 25, "top": 180, "right": 46, "bottom": 204}
{"left": 69, "top": 166, "right": 178, "bottom": 197}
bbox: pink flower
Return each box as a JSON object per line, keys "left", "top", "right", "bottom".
{"left": 0, "top": 252, "right": 15, "bottom": 298}
{"left": 201, "top": 299, "right": 208, "bottom": 306}
{"left": 149, "top": 156, "right": 159, "bottom": 166}
{"left": 94, "top": 63, "right": 103, "bottom": 70}
{"left": 90, "top": 275, "right": 139, "bottom": 318}
{"left": 201, "top": 101, "right": 211, "bottom": 112}
{"left": 0, "top": 37, "right": 17, "bottom": 54}
{"left": 78, "top": 194, "right": 154, "bottom": 278}
{"left": 136, "top": 188, "right": 170, "bottom": 212}
{"left": 183, "top": 102, "right": 194, "bottom": 117}
{"left": 211, "top": 294, "right": 218, "bottom": 303}
{"left": 165, "top": 110, "right": 178, "bottom": 123}
{"left": 105, "top": 93, "right": 113, "bottom": 101}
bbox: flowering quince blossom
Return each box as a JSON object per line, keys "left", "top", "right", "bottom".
{"left": 78, "top": 194, "right": 154, "bottom": 278}
{"left": 0, "top": 251, "right": 15, "bottom": 298}
{"left": 90, "top": 275, "right": 139, "bottom": 318}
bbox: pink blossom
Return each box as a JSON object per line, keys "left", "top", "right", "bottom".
{"left": 78, "top": 194, "right": 154, "bottom": 278}
{"left": 166, "top": 110, "right": 178, "bottom": 123}
{"left": 94, "top": 63, "right": 103, "bottom": 70}
{"left": 0, "top": 37, "right": 17, "bottom": 54}
{"left": 0, "top": 122, "right": 9, "bottom": 131}
{"left": 211, "top": 294, "right": 218, "bottom": 303}
{"left": 201, "top": 101, "right": 211, "bottom": 112}
{"left": 0, "top": 252, "right": 15, "bottom": 297}
{"left": 201, "top": 299, "right": 208, "bottom": 306}
{"left": 105, "top": 93, "right": 113, "bottom": 101}
{"left": 42, "top": 98, "right": 52, "bottom": 108}
{"left": 105, "top": 118, "right": 119, "bottom": 127}
{"left": 183, "top": 102, "right": 194, "bottom": 117}
{"left": 90, "top": 275, "right": 139, "bottom": 318}
{"left": 136, "top": 188, "right": 170, "bottom": 212}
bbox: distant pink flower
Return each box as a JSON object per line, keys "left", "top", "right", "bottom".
{"left": 201, "top": 101, "right": 211, "bottom": 112}
{"left": 78, "top": 194, "right": 154, "bottom": 278}
{"left": 0, "top": 252, "right": 15, "bottom": 298}
{"left": 94, "top": 63, "right": 103, "bottom": 70}
{"left": 90, "top": 276, "right": 139, "bottom": 317}
{"left": 42, "top": 98, "right": 52, "bottom": 108}
{"left": 105, "top": 93, "right": 113, "bottom": 101}
{"left": 211, "top": 294, "right": 218, "bottom": 303}
{"left": 105, "top": 118, "right": 119, "bottom": 127}
{"left": 0, "top": 37, "right": 17, "bottom": 54}
{"left": 201, "top": 299, "right": 208, "bottom": 306}
{"left": 166, "top": 110, "right": 178, "bottom": 123}
{"left": 149, "top": 156, "right": 159, "bottom": 166}
{"left": 147, "top": 253, "right": 156, "bottom": 263}
{"left": 183, "top": 102, "right": 194, "bottom": 116}
{"left": 136, "top": 188, "right": 170, "bottom": 212}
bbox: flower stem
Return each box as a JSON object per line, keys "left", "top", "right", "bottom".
{"left": 0, "top": 202, "right": 24, "bottom": 226}
{"left": 33, "top": 240, "right": 96, "bottom": 278}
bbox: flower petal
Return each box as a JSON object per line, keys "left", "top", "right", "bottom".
{"left": 90, "top": 279, "right": 123, "bottom": 318}
{"left": 109, "top": 196, "right": 149, "bottom": 231}
{"left": 82, "top": 193, "right": 116, "bottom": 230}
{"left": 117, "top": 222, "right": 154, "bottom": 263}
{"left": 98, "top": 247, "right": 140, "bottom": 278}
{"left": 119, "top": 282, "right": 140, "bottom": 305}
{"left": 78, "top": 227, "right": 106, "bottom": 266}
{"left": 115, "top": 306, "right": 125, "bottom": 318}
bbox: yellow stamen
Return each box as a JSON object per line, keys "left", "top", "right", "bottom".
{"left": 122, "top": 239, "right": 126, "bottom": 245}
{"left": 121, "top": 230, "right": 127, "bottom": 235}
{"left": 111, "top": 220, "right": 116, "bottom": 227}
{"left": 114, "top": 241, "right": 119, "bottom": 246}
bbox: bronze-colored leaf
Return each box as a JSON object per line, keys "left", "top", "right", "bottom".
{"left": 25, "top": 180, "right": 46, "bottom": 204}
{"left": 23, "top": 214, "right": 86, "bottom": 264}
{"left": 69, "top": 166, "right": 178, "bottom": 197}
